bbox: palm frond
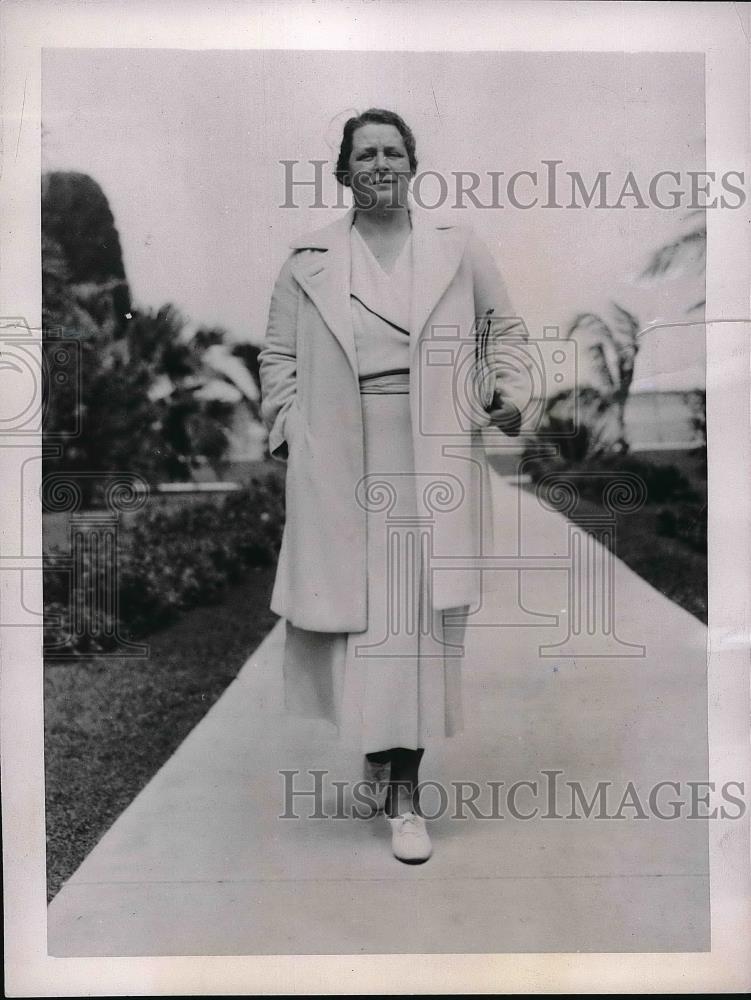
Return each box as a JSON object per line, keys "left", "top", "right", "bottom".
{"left": 609, "top": 303, "right": 640, "bottom": 345}
{"left": 640, "top": 226, "right": 706, "bottom": 280}
{"left": 567, "top": 313, "right": 618, "bottom": 392}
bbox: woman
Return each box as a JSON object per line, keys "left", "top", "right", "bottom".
{"left": 258, "top": 108, "right": 528, "bottom": 864}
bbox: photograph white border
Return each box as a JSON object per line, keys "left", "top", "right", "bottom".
{"left": 1, "top": 1, "right": 749, "bottom": 994}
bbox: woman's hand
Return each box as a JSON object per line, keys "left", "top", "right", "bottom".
{"left": 486, "top": 392, "right": 522, "bottom": 437}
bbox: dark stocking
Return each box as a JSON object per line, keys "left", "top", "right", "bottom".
{"left": 365, "top": 747, "right": 426, "bottom": 816}
{"left": 386, "top": 747, "right": 425, "bottom": 817}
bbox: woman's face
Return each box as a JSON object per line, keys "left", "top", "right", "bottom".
{"left": 346, "top": 122, "right": 413, "bottom": 210}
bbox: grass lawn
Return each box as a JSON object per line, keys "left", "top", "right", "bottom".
{"left": 521, "top": 486, "right": 707, "bottom": 625}
{"left": 44, "top": 565, "right": 279, "bottom": 902}
{"left": 592, "top": 501, "right": 706, "bottom": 624}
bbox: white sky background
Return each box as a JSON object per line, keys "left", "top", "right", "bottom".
{"left": 41, "top": 48, "right": 707, "bottom": 391}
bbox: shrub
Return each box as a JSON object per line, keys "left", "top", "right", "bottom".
{"left": 656, "top": 502, "right": 707, "bottom": 553}
{"left": 44, "top": 474, "right": 285, "bottom": 656}
{"left": 655, "top": 507, "right": 677, "bottom": 537}
{"left": 525, "top": 451, "right": 699, "bottom": 506}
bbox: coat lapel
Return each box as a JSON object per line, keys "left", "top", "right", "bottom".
{"left": 289, "top": 207, "right": 358, "bottom": 378}
{"left": 409, "top": 208, "right": 471, "bottom": 356}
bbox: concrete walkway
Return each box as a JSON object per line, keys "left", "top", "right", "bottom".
{"left": 48, "top": 475, "right": 709, "bottom": 956}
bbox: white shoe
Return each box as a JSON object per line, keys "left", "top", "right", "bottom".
{"left": 387, "top": 811, "right": 432, "bottom": 864}
{"left": 360, "top": 757, "right": 391, "bottom": 816}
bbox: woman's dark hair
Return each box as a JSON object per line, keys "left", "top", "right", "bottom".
{"left": 334, "top": 108, "right": 418, "bottom": 186}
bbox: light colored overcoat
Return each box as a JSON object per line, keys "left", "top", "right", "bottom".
{"left": 258, "top": 204, "right": 529, "bottom": 633}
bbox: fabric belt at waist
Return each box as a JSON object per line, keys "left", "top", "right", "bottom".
{"left": 358, "top": 369, "right": 410, "bottom": 394}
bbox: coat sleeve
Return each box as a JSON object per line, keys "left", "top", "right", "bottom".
{"left": 468, "top": 229, "right": 530, "bottom": 436}
{"left": 258, "top": 254, "right": 299, "bottom": 462}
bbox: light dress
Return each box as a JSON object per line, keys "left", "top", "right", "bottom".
{"left": 281, "top": 220, "right": 468, "bottom": 754}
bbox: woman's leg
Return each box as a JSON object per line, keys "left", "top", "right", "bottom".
{"left": 385, "top": 747, "right": 425, "bottom": 817}
{"left": 370, "top": 746, "right": 432, "bottom": 863}
{"left": 362, "top": 749, "right": 392, "bottom": 815}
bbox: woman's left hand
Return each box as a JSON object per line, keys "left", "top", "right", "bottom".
{"left": 486, "top": 393, "right": 523, "bottom": 437}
